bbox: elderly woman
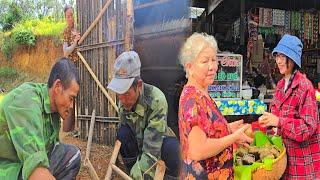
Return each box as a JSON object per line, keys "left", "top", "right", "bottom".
{"left": 259, "top": 34, "right": 320, "bottom": 179}
{"left": 178, "top": 33, "right": 252, "bottom": 179}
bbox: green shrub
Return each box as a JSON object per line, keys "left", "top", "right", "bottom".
{"left": 0, "top": 17, "right": 66, "bottom": 60}
{"left": 1, "top": 3, "right": 22, "bottom": 31}
{"left": 0, "top": 67, "right": 18, "bottom": 79}
{"left": 12, "top": 29, "right": 36, "bottom": 46}
{"left": 1, "top": 29, "right": 36, "bottom": 59}
{"left": 13, "top": 18, "right": 66, "bottom": 38}
{"left": 1, "top": 36, "right": 15, "bottom": 59}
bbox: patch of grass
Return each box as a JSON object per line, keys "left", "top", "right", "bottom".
{"left": 1, "top": 17, "right": 66, "bottom": 60}
{"left": 0, "top": 66, "right": 18, "bottom": 78}
{"left": 0, "top": 67, "right": 47, "bottom": 92}
{"left": 14, "top": 17, "right": 66, "bottom": 38}
{"left": 1, "top": 36, "right": 16, "bottom": 59}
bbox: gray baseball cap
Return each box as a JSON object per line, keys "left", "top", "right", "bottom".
{"left": 107, "top": 51, "right": 141, "bottom": 94}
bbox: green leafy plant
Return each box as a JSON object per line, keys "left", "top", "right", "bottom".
{"left": 1, "top": 2, "right": 22, "bottom": 31}
{"left": 12, "top": 29, "right": 36, "bottom": 46}
{"left": 0, "top": 66, "right": 18, "bottom": 79}
{"left": 0, "top": 16, "right": 66, "bottom": 60}
{"left": 13, "top": 18, "right": 66, "bottom": 38}
{"left": 1, "top": 36, "right": 16, "bottom": 59}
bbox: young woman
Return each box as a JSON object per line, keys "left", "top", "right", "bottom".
{"left": 259, "top": 34, "right": 320, "bottom": 179}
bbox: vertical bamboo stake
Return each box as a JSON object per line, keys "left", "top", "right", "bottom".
{"left": 85, "top": 109, "right": 96, "bottom": 162}
{"left": 86, "top": 158, "right": 100, "bottom": 180}
{"left": 154, "top": 160, "right": 166, "bottom": 180}
{"left": 111, "top": 164, "right": 132, "bottom": 180}
{"left": 105, "top": 140, "right": 122, "bottom": 180}
{"left": 77, "top": 52, "right": 119, "bottom": 112}
{"left": 124, "top": 0, "right": 133, "bottom": 51}
{"left": 78, "top": 0, "right": 113, "bottom": 45}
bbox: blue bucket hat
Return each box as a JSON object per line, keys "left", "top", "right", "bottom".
{"left": 272, "top": 34, "right": 303, "bottom": 68}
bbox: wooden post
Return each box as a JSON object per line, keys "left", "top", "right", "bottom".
{"left": 85, "top": 109, "right": 96, "bottom": 161}
{"left": 86, "top": 158, "right": 100, "bottom": 180}
{"left": 78, "top": 0, "right": 113, "bottom": 45}
{"left": 77, "top": 52, "right": 119, "bottom": 113}
{"left": 105, "top": 140, "right": 123, "bottom": 180}
{"left": 83, "top": 109, "right": 99, "bottom": 180}
{"left": 107, "top": 16, "right": 117, "bottom": 117}
{"left": 154, "top": 160, "right": 166, "bottom": 180}
{"left": 124, "top": 0, "right": 133, "bottom": 51}
{"left": 111, "top": 165, "right": 132, "bottom": 180}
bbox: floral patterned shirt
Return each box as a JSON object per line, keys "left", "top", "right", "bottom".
{"left": 63, "top": 26, "right": 79, "bottom": 62}
{"left": 178, "top": 85, "right": 233, "bottom": 180}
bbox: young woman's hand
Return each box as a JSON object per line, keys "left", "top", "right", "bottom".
{"left": 258, "top": 112, "right": 279, "bottom": 127}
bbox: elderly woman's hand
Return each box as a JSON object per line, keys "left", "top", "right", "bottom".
{"left": 233, "top": 124, "right": 253, "bottom": 147}
{"left": 229, "top": 119, "right": 244, "bottom": 133}
{"left": 258, "top": 112, "right": 279, "bottom": 128}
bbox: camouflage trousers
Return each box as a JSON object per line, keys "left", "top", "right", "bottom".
{"left": 19, "top": 143, "right": 81, "bottom": 180}
{"left": 117, "top": 123, "right": 180, "bottom": 179}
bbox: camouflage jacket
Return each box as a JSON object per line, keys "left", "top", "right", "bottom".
{"left": 0, "top": 83, "right": 60, "bottom": 180}
{"left": 119, "top": 83, "right": 174, "bottom": 179}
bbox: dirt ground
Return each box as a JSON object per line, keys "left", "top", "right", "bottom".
{"left": 60, "top": 132, "right": 123, "bottom": 180}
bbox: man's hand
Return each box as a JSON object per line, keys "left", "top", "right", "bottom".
{"left": 29, "top": 167, "right": 55, "bottom": 180}
{"left": 258, "top": 112, "right": 279, "bottom": 128}
{"left": 63, "top": 112, "right": 75, "bottom": 132}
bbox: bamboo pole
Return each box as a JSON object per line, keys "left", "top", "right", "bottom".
{"left": 85, "top": 109, "right": 96, "bottom": 161}
{"left": 124, "top": 0, "right": 133, "bottom": 51}
{"left": 154, "top": 160, "right": 166, "bottom": 180}
{"left": 78, "top": 0, "right": 113, "bottom": 45}
{"left": 105, "top": 140, "right": 122, "bottom": 180}
{"left": 77, "top": 52, "right": 119, "bottom": 113}
{"left": 111, "top": 165, "right": 132, "bottom": 180}
{"left": 86, "top": 158, "right": 100, "bottom": 180}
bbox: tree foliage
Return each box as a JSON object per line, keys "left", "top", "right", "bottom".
{"left": 0, "top": 1, "right": 22, "bottom": 31}
{"left": 0, "top": 0, "right": 76, "bottom": 31}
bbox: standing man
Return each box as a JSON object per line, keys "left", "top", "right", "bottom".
{"left": 107, "top": 51, "right": 180, "bottom": 179}
{"left": 0, "top": 58, "right": 81, "bottom": 180}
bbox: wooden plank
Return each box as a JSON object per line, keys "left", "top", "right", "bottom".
{"left": 77, "top": 52, "right": 119, "bottom": 113}
{"left": 86, "top": 158, "right": 100, "bottom": 180}
{"left": 111, "top": 164, "right": 132, "bottom": 180}
{"left": 98, "top": 0, "right": 104, "bottom": 118}
{"left": 134, "top": 0, "right": 171, "bottom": 10}
{"left": 125, "top": 0, "right": 133, "bottom": 51}
{"left": 85, "top": 109, "right": 96, "bottom": 161}
{"left": 78, "top": 115, "right": 119, "bottom": 121}
{"left": 105, "top": 140, "right": 121, "bottom": 180}
{"left": 107, "top": 15, "right": 117, "bottom": 117}
{"left": 78, "top": 40, "right": 124, "bottom": 52}
{"left": 78, "top": 0, "right": 113, "bottom": 45}
{"left": 154, "top": 160, "right": 166, "bottom": 180}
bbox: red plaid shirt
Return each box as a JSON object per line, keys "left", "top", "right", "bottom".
{"left": 271, "top": 71, "right": 320, "bottom": 179}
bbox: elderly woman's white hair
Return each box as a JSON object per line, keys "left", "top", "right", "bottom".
{"left": 179, "top": 32, "right": 218, "bottom": 77}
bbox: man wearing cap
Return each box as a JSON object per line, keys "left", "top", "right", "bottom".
{"left": 107, "top": 51, "right": 180, "bottom": 179}
{"left": 259, "top": 34, "right": 320, "bottom": 179}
